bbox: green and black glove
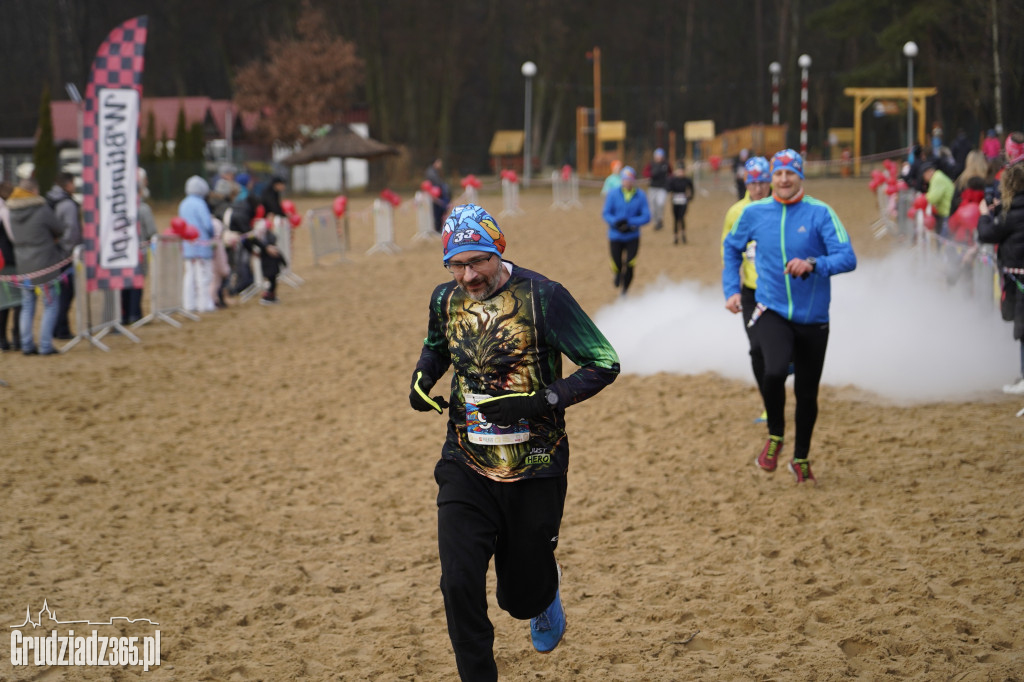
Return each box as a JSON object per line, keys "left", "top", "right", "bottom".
{"left": 410, "top": 370, "right": 449, "bottom": 414}
{"left": 476, "top": 389, "right": 553, "bottom": 426}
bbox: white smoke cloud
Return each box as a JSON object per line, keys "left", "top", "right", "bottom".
{"left": 594, "top": 251, "right": 1019, "bottom": 403}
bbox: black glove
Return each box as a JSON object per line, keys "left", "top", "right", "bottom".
{"left": 410, "top": 370, "right": 449, "bottom": 413}
{"left": 614, "top": 219, "right": 631, "bottom": 233}
{"left": 476, "top": 390, "right": 550, "bottom": 426}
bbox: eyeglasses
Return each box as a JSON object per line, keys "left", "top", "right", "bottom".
{"left": 444, "top": 254, "right": 493, "bottom": 273}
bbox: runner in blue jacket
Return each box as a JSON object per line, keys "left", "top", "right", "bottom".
{"left": 722, "top": 149, "right": 856, "bottom": 482}
{"left": 602, "top": 166, "right": 650, "bottom": 295}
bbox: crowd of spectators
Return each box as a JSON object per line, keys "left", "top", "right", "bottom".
{"left": 0, "top": 163, "right": 290, "bottom": 356}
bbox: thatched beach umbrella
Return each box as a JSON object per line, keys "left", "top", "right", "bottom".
{"left": 280, "top": 125, "right": 398, "bottom": 192}
{"left": 280, "top": 125, "right": 399, "bottom": 251}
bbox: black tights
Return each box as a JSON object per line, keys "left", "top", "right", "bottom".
{"left": 609, "top": 238, "right": 640, "bottom": 294}
{"left": 672, "top": 205, "right": 688, "bottom": 242}
{"left": 755, "top": 309, "right": 829, "bottom": 460}
{"left": 0, "top": 306, "right": 20, "bottom": 346}
{"left": 740, "top": 287, "right": 765, "bottom": 396}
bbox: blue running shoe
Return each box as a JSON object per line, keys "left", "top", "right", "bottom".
{"left": 530, "top": 590, "right": 566, "bottom": 653}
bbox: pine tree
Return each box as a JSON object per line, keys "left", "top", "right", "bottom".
{"left": 157, "top": 132, "right": 169, "bottom": 162}
{"left": 34, "top": 86, "right": 57, "bottom": 191}
{"left": 188, "top": 122, "right": 206, "bottom": 161}
{"left": 140, "top": 110, "right": 157, "bottom": 162}
{"left": 173, "top": 107, "right": 188, "bottom": 161}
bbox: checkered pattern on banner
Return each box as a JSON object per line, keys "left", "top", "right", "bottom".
{"left": 81, "top": 15, "right": 149, "bottom": 292}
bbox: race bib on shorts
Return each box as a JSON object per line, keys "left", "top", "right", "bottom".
{"left": 672, "top": 194, "right": 688, "bottom": 205}
{"left": 464, "top": 393, "right": 531, "bottom": 445}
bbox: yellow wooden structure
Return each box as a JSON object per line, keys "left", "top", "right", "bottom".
{"left": 687, "top": 123, "right": 787, "bottom": 164}
{"left": 489, "top": 130, "right": 524, "bottom": 173}
{"left": 844, "top": 86, "right": 937, "bottom": 176}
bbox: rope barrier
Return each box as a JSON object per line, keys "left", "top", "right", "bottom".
{"left": 0, "top": 256, "right": 74, "bottom": 286}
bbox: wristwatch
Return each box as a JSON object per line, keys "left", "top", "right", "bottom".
{"left": 806, "top": 257, "right": 817, "bottom": 272}
{"left": 544, "top": 388, "right": 559, "bottom": 407}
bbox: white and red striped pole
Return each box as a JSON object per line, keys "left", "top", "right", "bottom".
{"left": 798, "top": 54, "right": 811, "bottom": 157}
{"left": 769, "top": 61, "right": 781, "bottom": 125}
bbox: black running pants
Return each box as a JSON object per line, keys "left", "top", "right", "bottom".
{"left": 609, "top": 238, "right": 640, "bottom": 293}
{"left": 435, "top": 459, "right": 566, "bottom": 682}
{"left": 740, "top": 286, "right": 766, "bottom": 397}
{"left": 755, "top": 309, "right": 829, "bottom": 460}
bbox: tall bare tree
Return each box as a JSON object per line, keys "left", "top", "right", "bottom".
{"left": 233, "top": 1, "right": 364, "bottom": 144}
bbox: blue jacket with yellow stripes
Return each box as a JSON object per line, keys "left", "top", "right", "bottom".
{"left": 722, "top": 192, "right": 856, "bottom": 324}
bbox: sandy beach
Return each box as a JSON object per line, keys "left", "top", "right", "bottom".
{"left": 2, "top": 175, "right": 1022, "bottom": 680}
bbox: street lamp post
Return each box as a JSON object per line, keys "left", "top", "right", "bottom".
{"left": 521, "top": 61, "right": 537, "bottom": 187}
{"left": 903, "top": 41, "right": 918, "bottom": 160}
{"left": 798, "top": 54, "right": 811, "bottom": 157}
{"left": 769, "top": 61, "right": 781, "bottom": 126}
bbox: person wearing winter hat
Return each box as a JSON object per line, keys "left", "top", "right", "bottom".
{"left": 179, "top": 175, "right": 216, "bottom": 313}
{"left": 922, "top": 159, "right": 955, "bottom": 237}
{"left": 721, "top": 155, "right": 772, "bottom": 416}
{"left": 0, "top": 179, "right": 22, "bottom": 351}
{"left": 1004, "top": 132, "right": 1024, "bottom": 166}
{"left": 8, "top": 162, "right": 67, "bottom": 355}
{"left": 601, "top": 159, "right": 623, "bottom": 196}
{"left": 601, "top": 165, "right": 650, "bottom": 295}
{"left": 643, "top": 147, "right": 671, "bottom": 231}
{"left": 982, "top": 129, "right": 1002, "bottom": 161}
{"left": 666, "top": 160, "right": 695, "bottom": 245}
{"left": 410, "top": 203, "right": 619, "bottom": 680}
{"left": 47, "top": 172, "right": 81, "bottom": 340}
{"left": 723, "top": 149, "right": 857, "bottom": 483}
{"left": 977, "top": 153, "right": 1024, "bottom": 394}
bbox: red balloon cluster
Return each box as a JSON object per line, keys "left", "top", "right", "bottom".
{"left": 333, "top": 195, "right": 348, "bottom": 218}
{"left": 500, "top": 169, "right": 519, "bottom": 183}
{"left": 868, "top": 159, "right": 906, "bottom": 195}
{"left": 885, "top": 181, "right": 903, "bottom": 196}
{"left": 278, "top": 199, "right": 300, "bottom": 228}
{"left": 867, "top": 169, "right": 887, "bottom": 192}
{"left": 460, "top": 174, "right": 482, "bottom": 189}
{"left": 419, "top": 180, "right": 442, "bottom": 199}
{"left": 169, "top": 216, "right": 199, "bottom": 240}
{"left": 905, "top": 203, "right": 936, "bottom": 231}
{"left": 380, "top": 188, "right": 402, "bottom": 207}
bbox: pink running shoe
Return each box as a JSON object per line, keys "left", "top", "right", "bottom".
{"left": 755, "top": 436, "right": 783, "bottom": 472}
{"left": 788, "top": 458, "right": 816, "bottom": 483}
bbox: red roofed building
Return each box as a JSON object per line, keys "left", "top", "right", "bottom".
{"left": 50, "top": 97, "right": 265, "bottom": 152}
